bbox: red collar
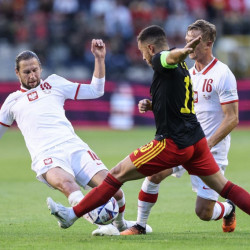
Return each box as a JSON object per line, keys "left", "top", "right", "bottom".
{"left": 193, "top": 58, "right": 218, "bottom": 75}
{"left": 20, "top": 87, "right": 27, "bottom": 92}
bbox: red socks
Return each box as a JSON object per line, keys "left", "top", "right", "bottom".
{"left": 139, "top": 190, "right": 158, "bottom": 203}
{"left": 73, "top": 173, "right": 123, "bottom": 217}
{"left": 220, "top": 181, "right": 250, "bottom": 215}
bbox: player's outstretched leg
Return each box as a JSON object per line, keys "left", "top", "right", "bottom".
{"left": 47, "top": 197, "right": 77, "bottom": 229}
{"left": 222, "top": 200, "right": 236, "bottom": 232}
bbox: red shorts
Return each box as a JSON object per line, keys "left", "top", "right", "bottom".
{"left": 129, "top": 137, "right": 219, "bottom": 176}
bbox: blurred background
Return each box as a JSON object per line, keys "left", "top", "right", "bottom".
{"left": 0, "top": 0, "right": 249, "bottom": 128}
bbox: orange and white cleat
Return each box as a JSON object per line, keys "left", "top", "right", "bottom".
{"left": 120, "top": 224, "right": 146, "bottom": 235}
{"left": 222, "top": 200, "right": 236, "bottom": 232}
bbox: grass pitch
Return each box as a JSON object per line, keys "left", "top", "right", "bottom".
{"left": 0, "top": 127, "right": 250, "bottom": 249}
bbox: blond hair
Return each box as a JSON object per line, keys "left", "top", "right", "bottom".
{"left": 187, "top": 19, "right": 216, "bottom": 43}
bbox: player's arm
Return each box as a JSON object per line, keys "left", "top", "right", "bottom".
{"left": 75, "top": 39, "right": 106, "bottom": 100}
{"left": 91, "top": 39, "right": 106, "bottom": 79}
{"left": 166, "top": 36, "right": 201, "bottom": 65}
{"left": 207, "top": 102, "right": 239, "bottom": 149}
{"left": 138, "top": 99, "right": 152, "bottom": 113}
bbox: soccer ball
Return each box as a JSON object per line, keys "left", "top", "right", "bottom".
{"left": 87, "top": 197, "right": 119, "bottom": 225}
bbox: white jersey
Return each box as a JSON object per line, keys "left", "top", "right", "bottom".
{"left": 0, "top": 74, "right": 104, "bottom": 160}
{"left": 190, "top": 58, "right": 238, "bottom": 165}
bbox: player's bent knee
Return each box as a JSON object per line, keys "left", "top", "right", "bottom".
{"left": 54, "top": 179, "right": 80, "bottom": 196}
{"left": 148, "top": 169, "right": 172, "bottom": 184}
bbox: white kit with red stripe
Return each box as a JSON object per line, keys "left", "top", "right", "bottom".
{"left": 0, "top": 74, "right": 105, "bottom": 160}
{"left": 190, "top": 57, "right": 238, "bottom": 165}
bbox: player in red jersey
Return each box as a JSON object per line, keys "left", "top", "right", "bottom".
{"left": 122, "top": 19, "right": 238, "bottom": 235}
{"left": 47, "top": 25, "right": 250, "bottom": 231}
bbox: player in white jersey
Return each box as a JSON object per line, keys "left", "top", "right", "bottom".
{"left": 121, "top": 20, "right": 239, "bottom": 235}
{"left": 0, "top": 40, "right": 140, "bottom": 236}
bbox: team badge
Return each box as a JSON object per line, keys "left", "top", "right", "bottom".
{"left": 44, "top": 158, "right": 53, "bottom": 165}
{"left": 27, "top": 91, "right": 38, "bottom": 101}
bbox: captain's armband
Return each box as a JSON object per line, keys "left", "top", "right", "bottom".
{"left": 160, "top": 51, "right": 178, "bottom": 69}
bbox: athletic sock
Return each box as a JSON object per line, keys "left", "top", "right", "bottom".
{"left": 137, "top": 178, "right": 160, "bottom": 228}
{"left": 68, "top": 190, "right": 96, "bottom": 224}
{"left": 68, "top": 190, "right": 84, "bottom": 206}
{"left": 211, "top": 201, "right": 232, "bottom": 220}
{"left": 73, "top": 173, "right": 123, "bottom": 217}
{"left": 220, "top": 181, "right": 250, "bottom": 215}
{"left": 113, "top": 190, "right": 126, "bottom": 229}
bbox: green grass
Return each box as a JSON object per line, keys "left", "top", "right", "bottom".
{"left": 0, "top": 127, "right": 250, "bottom": 249}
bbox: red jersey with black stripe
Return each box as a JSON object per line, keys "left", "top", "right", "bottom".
{"left": 191, "top": 57, "right": 238, "bottom": 165}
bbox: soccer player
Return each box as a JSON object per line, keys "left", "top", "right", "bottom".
{"left": 122, "top": 19, "right": 239, "bottom": 235}
{"left": 0, "top": 39, "right": 144, "bottom": 236}
{"left": 47, "top": 25, "right": 250, "bottom": 231}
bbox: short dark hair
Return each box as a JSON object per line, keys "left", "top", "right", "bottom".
{"left": 137, "top": 25, "right": 168, "bottom": 48}
{"left": 15, "top": 50, "right": 41, "bottom": 71}
{"left": 187, "top": 19, "right": 216, "bottom": 43}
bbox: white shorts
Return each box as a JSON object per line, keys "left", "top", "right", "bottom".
{"left": 31, "top": 138, "right": 108, "bottom": 189}
{"left": 172, "top": 164, "right": 226, "bottom": 201}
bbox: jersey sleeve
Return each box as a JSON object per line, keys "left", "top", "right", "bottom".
{"left": 0, "top": 96, "right": 15, "bottom": 129}
{"left": 46, "top": 74, "right": 79, "bottom": 100}
{"left": 75, "top": 76, "right": 105, "bottom": 100}
{"left": 152, "top": 51, "right": 178, "bottom": 73}
{"left": 216, "top": 68, "right": 238, "bottom": 105}
{"left": 46, "top": 74, "right": 104, "bottom": 100}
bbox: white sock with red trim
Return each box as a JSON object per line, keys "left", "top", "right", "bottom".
{"left": 211, "top": 201, "right": 233, "bottom": 220}
{"left": 137, "top": 178, "right": 160, "bottom": 228}
{"left": 113, "top": 190, "right": 126, "bottom": 229}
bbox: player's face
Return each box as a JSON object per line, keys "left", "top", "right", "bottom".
{"left": 16, "top": 58, "right": 42, "bottom": 89}
{"left": 185, "top": 30, "right": 207, "bottom": 61}
{"left": 138, "top": 41, "right": 153, "bottom": 67}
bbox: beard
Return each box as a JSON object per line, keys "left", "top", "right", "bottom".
{"left": 21, "top": 80, "right": 40, "bottom": 90}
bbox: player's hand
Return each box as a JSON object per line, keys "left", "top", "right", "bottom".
{"left": 91, "top": 39, "right": 106, "bottom": 59}
{"left": 138, "top": 99, "right": 152, "bottom": 113}
{"left": 184, "top": 35, "right": 202, "bottom": 54}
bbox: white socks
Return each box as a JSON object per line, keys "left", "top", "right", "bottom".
{"left": 113, "top": 190, "right": 126, "bottom": 229}
{"left": 68, "top": 190, "right": 84, "bottom": 206}
{"left": 68, "top": 190, "right": 93, "bottom": 223}
{"left": 137, "top": 178, "right": 160, "bottom": 228}
{"left": 211, "top": 201, "right": 233, "bottom": 220}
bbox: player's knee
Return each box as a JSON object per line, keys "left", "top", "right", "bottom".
{"left": 57, "top": 179, "right": 79, "bottom": 196}
{"left": 109, "top": 164, "right": 121, "bottom": 178}
{"left": 148, "top": 174, "right": 163, "bottom": 184}
{"left": 148, "top": 169, "right": 172, "bottom": 184}
{"left": 195, "top": 206, "right": 212, "bottom": 221}
{"left": 110, "top": 161, "right": 127, "bottom": 181}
